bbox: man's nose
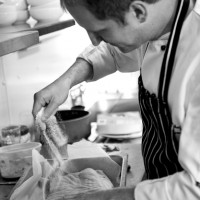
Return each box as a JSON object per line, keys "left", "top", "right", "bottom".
{"left": 87, "top": 32, "right": 102, "bottom": 46}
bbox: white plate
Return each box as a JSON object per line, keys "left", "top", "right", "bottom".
{"left": 100, "top": 131, "right": 142, "bottom": 139}
{"left": 96, "top": 112, "right": 143, "bottom": 135}
{"left": 89, "top": 122, "right": 142, "bottom": 141}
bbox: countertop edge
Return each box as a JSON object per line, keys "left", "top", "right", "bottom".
{"left": 0, "top": 31, "right": 39, "bottom": 57}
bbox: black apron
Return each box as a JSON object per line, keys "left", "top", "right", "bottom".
{"left": 138, "top": 0, "right": 190, "bottom": 179}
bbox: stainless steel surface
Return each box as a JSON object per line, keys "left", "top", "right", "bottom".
{"left": 109, "top": 152, "right": 128, "bottom": 187}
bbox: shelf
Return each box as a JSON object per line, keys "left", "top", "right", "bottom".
{"left": 0, "top": 16, "right": 75, "bottom": 56}
{"left": 0, "top": 31, "right": 39, "bottom": 57}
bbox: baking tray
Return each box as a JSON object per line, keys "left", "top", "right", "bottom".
{"left": 59, "top": 151, "right": 128, "bottom": 187}
{"left": 48, "top": 151, "right": 128, "bottom": 187}
{"left": 108, "top": 152, "right": 128, "bottom": 187}
{"left": 6, "top": 151, "right": 128, "bottom": 200}
{"left": 0, "top": 152, "right": 128, "bottom": 187}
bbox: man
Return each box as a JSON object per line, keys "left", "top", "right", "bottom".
{"left": 32, "top": 0, "right": 200, "bottom": 199}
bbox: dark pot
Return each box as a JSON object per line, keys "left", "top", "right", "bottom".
{"left": 55, "top": 108, "right": 91, "bottom": 144}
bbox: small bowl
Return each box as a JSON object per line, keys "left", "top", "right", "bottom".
{"left": 29, "top": 6, "right": 63, "bottom": 22}
{"left": 0, "top": 142, "right": 42, "bottom": 179}
{"left": 14, "top": 0, "right": 28, "bottom": 10}
{"left": 15, "top": 10, "right": 30, "bottom": 24}
{"left": 0, "top": 11, "right": 17, "bottom": 26}
{"left": 27, "top": 0, "right": 56, "bottom": 7}
{"left": 0, "top": 4, "right": 16, "bottom": 12}
{"left": 31, "top": 0, "right": 61, "bottom": 9}
{"left": 55, "top": 110, "right": 91, "bottom": 144}
{"left": 5, "top": 0, "right": 28, "bottom": 10}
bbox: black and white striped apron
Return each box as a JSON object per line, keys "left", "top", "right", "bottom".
{"left": 138, "top": 0, "right": 190, "bottom": 179}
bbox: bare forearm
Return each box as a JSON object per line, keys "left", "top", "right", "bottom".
{"left": 58, "top": 58, "right": 93, "bottom": 89}
{"left": 32, "top": 58, "right": 93, "bottom": 119}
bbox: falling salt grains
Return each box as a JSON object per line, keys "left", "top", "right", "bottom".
{"left": 35, "top": 108, "right": 68, "bottom": 167}
{"left": 45, "top": 116, "right": 68, "bottom": 147}
{"left": 45, "top": 115, "right": 68, "bottom": 160}
{"left": 42, "top": 129, "right": 63, "bottom": 167}
{"left": 34, "top": 108, "right": 71, "bottom": 200}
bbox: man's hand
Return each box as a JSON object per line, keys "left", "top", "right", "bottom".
{"left": 32, "top": 78, "right": 70, "bottom": 121}
{"left": 32, "top": 59, "right": 93, "bottom": 121}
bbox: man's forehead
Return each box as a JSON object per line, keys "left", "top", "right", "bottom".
{"left": 67, "top": 4, "right": 111, "bottom": 31}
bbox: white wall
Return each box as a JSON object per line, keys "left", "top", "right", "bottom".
{"left": 0, "top": 23, "right": 139, "bottom": 130}
{"left": 0, "top": 57, "right": 10, "bottom": 127}
{"left": 0, "top": 24, "right": 91, "bottom": 128}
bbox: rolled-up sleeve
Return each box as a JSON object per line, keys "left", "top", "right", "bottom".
{"left": 78, "top": 42, "right": 143, "bottom": 81}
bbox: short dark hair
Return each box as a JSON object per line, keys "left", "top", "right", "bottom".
{"left": 60, "top": 0, "right": 160, "bottom": 24}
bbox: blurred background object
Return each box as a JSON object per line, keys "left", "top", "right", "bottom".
{"left": 0, "top": 125, "right": 21, "bottom": 146}
{"left": 15, "top": 9, "right": 30, "bottom": 24}
{"left": 0, "top": 125, "right": 32, "bottom": 147}
{"left": 70, "top": 83, "right": 86, "bottom": 107}
{"left": 19, "top": 125, "right": 31, "bottom": 143}
{"left": 27, "top": 0, "right": 64, "bottom": 22}
{"left": 0, "top": 0, "right": 29, "bottom": 26}
{"left": 6, "top": 0, "right": 28, "bottom": 10}
{"left": 0, "top": 4, "right": 17, "bottom": 26}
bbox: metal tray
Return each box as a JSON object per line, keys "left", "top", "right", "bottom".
{"left": 108, "top": 152, "right": 128, "bottom": 187}
{"left": 0, "top": 152, "right": 128, "bottom": 187}
{"left": 2, "top": 152, "right": 128, "bottom": 200}
{"left": 48, "top": 151, "right": 128, "bottom": 187}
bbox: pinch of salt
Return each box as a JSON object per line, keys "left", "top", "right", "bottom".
{"left": 36, "top": 108, "right": 46, "bottom": 131}
{"left": 46, "top": 116, "right": 68, "bottom": 147}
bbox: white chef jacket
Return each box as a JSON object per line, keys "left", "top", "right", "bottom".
{"left": 78, "top": 0, "right": 200, "bottom": 199}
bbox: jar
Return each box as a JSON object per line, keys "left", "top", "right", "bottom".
{"left": 0, "top": 125, "right": 21, "bottom": 146}
{"left": 20, "top": 125, "right": 31, "bottom": 143}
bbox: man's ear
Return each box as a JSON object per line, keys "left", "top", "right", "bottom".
{"left": 130, "top": 1, "right": 147, "bottom": 23}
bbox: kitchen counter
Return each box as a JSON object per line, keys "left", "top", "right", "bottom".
{"left": 0, "top": 15, "right": 75, "bottom": 56}
{"left": 0, "top": 138, "right": 144, "bottom": 200}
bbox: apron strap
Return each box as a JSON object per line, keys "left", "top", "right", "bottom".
{"left": 158, "top": 0, "right": 190, "bottom": 100}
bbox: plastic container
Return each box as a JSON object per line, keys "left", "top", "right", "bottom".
{"left": 0, "top": 142, "right": 41, "bottom": 179}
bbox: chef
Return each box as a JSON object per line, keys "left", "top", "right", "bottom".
{"left": 33, "top": 0, "right": 200, "bottom": 199}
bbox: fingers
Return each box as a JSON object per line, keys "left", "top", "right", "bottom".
{"left": 42, "top": 102, "right": 59, "bottom": 121}
{"left": 32, "top": 83, "right": 68, "bottom": 121}
{"left": 32, "top": 92, "right": 58, "bottom": 121}
{"left": 32, "top": 93, "right": 47, "bottom": 119}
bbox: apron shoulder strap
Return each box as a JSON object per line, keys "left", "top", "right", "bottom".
{"left": 158, "top": 0, "right": 190, "bottom": 100}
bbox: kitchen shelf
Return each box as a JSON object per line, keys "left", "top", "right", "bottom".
{"left": 0, "top": 17, "right": 75, "bottom": 56}
{"left": 30, "top": 19, "right": 75, "bottom": 36}
{"left": 0, "top": 31, "right": 39, "bottom": 57}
